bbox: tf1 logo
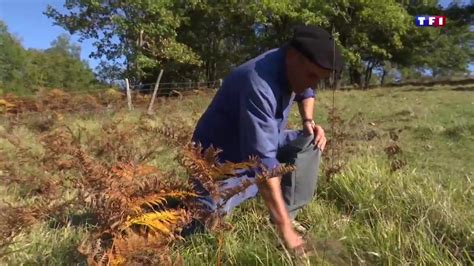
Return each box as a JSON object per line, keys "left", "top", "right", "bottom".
{"left": 415, "top": 16, "right": 446, "bottom": 27}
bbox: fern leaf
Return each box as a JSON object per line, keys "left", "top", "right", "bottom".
{"left": 123, "top": 210, "right": 185, "bottom": 235}
{"left": 129, "top": 195, "right": 167, "bottom": 213}
{"left": 129, "top": 191, "right": 198, "bottom": 213}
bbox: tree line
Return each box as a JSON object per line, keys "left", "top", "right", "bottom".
{"left": 0, "top": 21, "right": 99, "bottom": 95}
{"left": 1, "top": 1, "right": 472, "bottom": 94}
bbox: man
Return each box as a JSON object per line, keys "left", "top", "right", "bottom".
{"left": 191, "top": 25, "right": 343, "bottom": 251}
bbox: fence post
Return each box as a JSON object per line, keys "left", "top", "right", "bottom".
{"left": 125, "top": 78, "right": 133, "bottom": 111}
{"left": 147, "top": 69, "right": 164, "bottom": 115}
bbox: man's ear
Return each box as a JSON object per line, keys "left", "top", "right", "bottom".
{"left": 286, "top": 47, "right": 297, "bottom": 63}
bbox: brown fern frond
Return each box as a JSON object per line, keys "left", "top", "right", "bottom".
{"left": 180, "top": 143, "right": 260, "bottom": 180}
{"left": 155, "top": 125, "right": 191, "bottom": 146}
{"left": 219, "top": 178, "right": 255, "bottom": 203}
{"left": 160, "top": 174, "right": 194, "bottom": 191}
{"left": 129, "top": 195, "right": 167, "bottom": 213}
{"left": 135, "top": 164, "right": 161, "bottom": 177}
{"left": 123, "top": 210, "right": 186, "bottom": 235}
{"left": 109, "top": 230, "right": 170, "bottom": 265}
{"left": 73, "top": 148, "right": 110, "bottom": 188}
{"left": 1, "top": 109, "right": 208, "bottom": 264}
{"left": 110, "top": 162, "right": 136, "bottom": 182}
{"left": 158, "top": 191, "right": 199, "bottom": 200}
{"left": 0, "top": 98, "right": 16, "bottom": 113}
{"left": 178, "top": 143, "right": 220, "bottom": 201}
{"left": 0, "top": 204, "right": 39, "bottom": 239}
{"left": 78, "top": 238, "right": 104, "bottom": 266}
{"left": 217, "top": 163, "right": 294, "bottom": 207}
{"left": 129, "top": 190, "right": 199, "bottom": 214}
{"left": 324, "top": 106, "right": 352, "bottom": 179}
{"left": 201, "top": 145, "right": 222, "bottom": 164}
{"left": 111, "top": 163, "right": 162, "bottom": 183}
{"left": 210, "top": 161, "right": 258, "bottom": 181}
{"left": 256, "top": 164, "right": 296, "bottom": 183}
{"left": 133, "top": 176, "right": 164, "bottom": 195}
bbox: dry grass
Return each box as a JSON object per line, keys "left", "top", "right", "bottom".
{"left": 0, "top": 85, "right": 472, "bottom": 264}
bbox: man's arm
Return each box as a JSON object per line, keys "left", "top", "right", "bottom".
{"left": 297, "top": 96, "right": 327, "bottom": 151}
{"left": 295, "top": 87, "right": 315, "bottom": 124}
{"left": 297, "top": 96, "right": 314, "bottom": 122}
{"left": 239, "top": 77, "right": 303, "bottom": 249}
{"left": 257, "top": 176, "right": 303, "bottom": 249}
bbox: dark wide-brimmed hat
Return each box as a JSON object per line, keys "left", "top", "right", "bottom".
{"left": 289, "top": 25, "right": 344, "bottom": 72}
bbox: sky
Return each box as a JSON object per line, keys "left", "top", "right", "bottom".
{"left": 0, "top": 0, "right": 97, "bottom": 68}
{"left": 0, "top": 0, "right": 472, "bottom": 74}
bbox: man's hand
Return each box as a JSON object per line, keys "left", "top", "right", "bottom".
{"left": 303, "top": 121, "right": 326, "bottom": 151}
{"left": 281, "top": 224, "right": 305, "bottom": 249}
{"left": 257, "top": 176, "right": 306, "bottom": 250}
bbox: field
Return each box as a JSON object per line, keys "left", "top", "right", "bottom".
{"left": 0, "top": 84, "right": 472, "bottom": 265}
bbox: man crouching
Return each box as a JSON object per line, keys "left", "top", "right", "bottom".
{"left": 191, "top": 25, "right": 344, "bottom": 252}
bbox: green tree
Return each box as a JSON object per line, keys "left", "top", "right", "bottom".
{"left": 95, "top": 60, "right": 123, "bottom": 86}
{"left": 45, "top": 0, "right": 202, "bottom": 84}
{"left": 391, "top": 1, "right": 473, "bottom": 81}
{"left": 169, "top": 1, "right": 260, "bottom": 82}
{"left": 1, "top": 20, "right": 97, "bottom": 94}
{"left": 428, "top": 4, "right": 473, "bottom": 78}
{"left": 47, "top": 33, "right": 81, "bottom": 59}
{"left": 321, "top": 0, "right": 412, "bottom": 88}
{"left": 24, "top": 34, "right": 96, "bottom": 90}
{"left": 0, "top": 20, "right": 28, "bottom": 93}
{"left": 44, "top": 0, "right": 472, "bottom": 87}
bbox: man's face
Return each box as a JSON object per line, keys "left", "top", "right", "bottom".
{"left": 286, "top": 48, "right": 332, "bottom": 93}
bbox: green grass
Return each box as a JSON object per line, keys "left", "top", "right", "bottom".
{"left": 0, "top": 85, "right": 472, "bottom": 265}
{"left": 2, "top": 223, "right": 87, "bottom": 265}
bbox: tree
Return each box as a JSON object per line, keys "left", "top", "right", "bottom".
{"left": 24, "top": 34, "right": 96, "bottom": 90}
{"left": 95, "top": 60, "right": 124, "bottom": 86}
{"left": 169, "top": 1, "right": 261, "bottom": 82}
{"left": 44, "top": 0, "right": 202, "bottom": 84}
{"left": 0, "top": 20, "right": 28, "bottom": 93}
{"left": 427, "top": 4, "right": 473, "bottom": 78}
{"left": 322, "top": 0, "right": 412, "bottom": 88}
{"left": 0, "top": 21, "right": 97, "bottom": 94}
{"left": 244, "top": 0, "right": 412, "bottom": 88}
{"left": 46, "top": 34, "right": 81, "bottom": 59}
{"left": 44, "top": 0, "right": 472, "bottom": 86}
{"left": 391, "top": 1, "right": 473, "bottom": 81}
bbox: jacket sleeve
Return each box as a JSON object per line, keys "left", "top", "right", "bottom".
{"left": 294, "top": 87, "right": 315, "bottom": 102}
{"left": 239, "top": 74, "right": 280, "bottom": 171}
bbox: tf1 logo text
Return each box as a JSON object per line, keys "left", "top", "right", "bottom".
{"left": 415, "top": 16, "right": 446, "bottom": 27}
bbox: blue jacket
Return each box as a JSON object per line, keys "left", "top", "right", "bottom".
{"left": 192, "top": 46, "right": 314, "bottom": 172}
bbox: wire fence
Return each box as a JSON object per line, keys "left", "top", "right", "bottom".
{"left": 0, "top": 79, "right": 223, "bottom": 117}
{"left": 3, "top": 77, "right": 472, "bottom": 117}
{"left": 127, "top": 80, "right": 222, "bottom": 95}
{"left": 2, "top": 79, "right": 222, "bottom": 98}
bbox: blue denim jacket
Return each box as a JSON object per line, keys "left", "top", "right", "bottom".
{"left": 192, "top": 46, "right": 315, "bottom": 172}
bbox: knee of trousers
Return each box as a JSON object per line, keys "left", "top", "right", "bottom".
{"left": 293, "top": 134, "right": 323, "bottom": 154}
{"left": 299, "top": 141, "right": 323, "bottom": 160}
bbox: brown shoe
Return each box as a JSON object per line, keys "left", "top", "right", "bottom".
{"left": 268, "top": 218, "right": 308, "bottom": 233}
{"left": 291, "top": 220, "right": 308, "bottom": 234}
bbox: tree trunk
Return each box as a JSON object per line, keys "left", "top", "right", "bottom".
{"left": 364, "top": 60, "right": 377, "bottom": 89}
{"left": 206, "top": 39, "right": 218, "bottom": 81}
{"left": 380, "top": 67, "right": 387, "bottom": 86}
{"left": 349, "top": 66, "right": 362, "bottom": 88}
{"left": 364, "top": 65, "right": 371, "bottom": 89}
{"left": 205, "top": 60, "right": 210, "bottom": 83}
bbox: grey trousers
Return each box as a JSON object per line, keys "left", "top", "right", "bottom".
{"left": 277, "top": 131, "right": 321, "bottom": 219}
{"left": 196, "top": 130, "right": 321, "bottom": 220}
